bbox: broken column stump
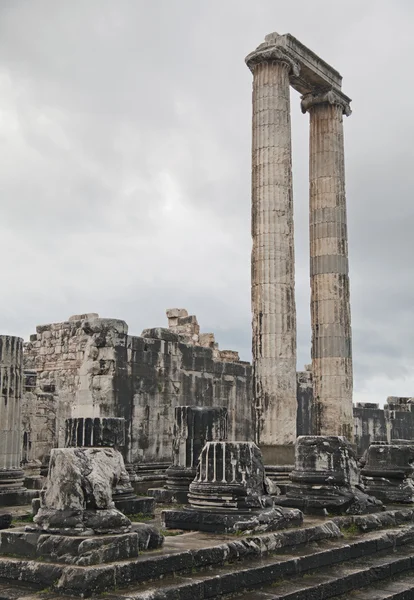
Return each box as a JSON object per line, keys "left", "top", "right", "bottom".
{"left": 162, "top": 441, "right": 303, "bottom": 533}
{"left": 361, "top": 443, "right": 414, "bottom": 503}
{"left": 277, "top": 436, "right": 383, "bottom": 515}
{"left": 64, "top": 417, "right": 155, "bottom": 516}
{"left": 0, "top": 445, "right": 163, "bottom": 568}
{"left": 0, "top": 335, "right": 38, "bottom": 507}
{"left": 149, "top": 405, "right": 228, "bottom": 503}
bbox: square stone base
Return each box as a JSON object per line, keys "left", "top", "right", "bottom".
{"left": 162, "top": 505, "right": 302, "bottom": 534}
{"left": 0, "top": 527, "right": 139, "bottom": 566}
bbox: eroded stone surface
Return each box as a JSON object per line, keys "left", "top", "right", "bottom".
{"left": 279, "top": 436, "right": 382, "bottom": 515}
{"left": 163, "top": 441, "right": 303, "bottom": 533}
{"left": 33, "top": 447, "right": 133, "bottom": 534}
{"left": 361, "top": 443, "right": 414, "bottom": 503}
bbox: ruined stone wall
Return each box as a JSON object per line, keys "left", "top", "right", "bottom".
{"left": 128, "top": 329, "right": 252, "bottom": 467}
{"left": 353, "top": 399, "right": 414, "bottom": 456}
{"left": 22, "top": 312, "right": 253, "bottom": 470}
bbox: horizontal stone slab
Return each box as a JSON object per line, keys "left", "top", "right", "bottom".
{"left": 0, "top": 528, "right": 140, "bottom": 565}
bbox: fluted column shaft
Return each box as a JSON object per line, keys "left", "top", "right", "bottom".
{"left": 249, "top": 59, "right": 297, "bottom": 446}
{"left": 305, "top": 94, "right": 353, "bottom": 439}
{"left": 0, "top": 336, "right": 24, "bottom": 490}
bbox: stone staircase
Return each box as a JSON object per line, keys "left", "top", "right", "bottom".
{"left": 1, "top": 516, "right": 414, "bottom": 599}
{"left": 113, "top": 530, "right": 414, "bottom": 600}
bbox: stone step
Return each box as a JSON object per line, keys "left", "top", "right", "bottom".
{"left": 106, "top": 533, "right": 414, "bottom": 600}
{"left": 0, "top": 521, "right": 413, "bottom": 597}
{"left": 334, "top": 571, "right": 414, "bottom": 599}
{"left": 0, "top": 579, "right": 42, "bottom": 600}
{"left": 226, "top": 547, "right": 414, "bottom": 599}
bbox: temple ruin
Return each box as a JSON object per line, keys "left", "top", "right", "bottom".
{"left": 1, "top": 31, "right": 414, "bottom": 600}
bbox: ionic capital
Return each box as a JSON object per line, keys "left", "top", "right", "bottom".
{"left": 245, "top": 44, "right": 300, "bottom": 77}
{"left": 301, "top": 89, "right": 352, "bottom": 116}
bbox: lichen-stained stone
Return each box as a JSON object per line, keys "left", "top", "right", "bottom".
{"left": 361, "top": 443, "right": 414, "bottom": 503}
{"left": 278, "top": 436, "right": 383, "bottom": 515}
{"left": 162, "top": 441, "right": 303, "bottom": 533}
{"left": 33, "top": 447, "right": 132, "bottom": 535}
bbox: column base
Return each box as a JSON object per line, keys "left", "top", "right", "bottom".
{"left": 0, "top": 468, "right": 25, "bottom": 491}
{"left": 361, "top": 476, "right": 414, "bottom": 504}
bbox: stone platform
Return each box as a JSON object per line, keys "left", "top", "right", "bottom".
{"left": 0, "top": 509, "right": 414, "bottom": 597}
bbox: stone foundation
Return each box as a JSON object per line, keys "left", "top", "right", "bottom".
{"left": 278, "top": 436, "right": 383, "bottom": 515}
{"left": 361, "top": 443, "right": 414, "bottom": 503}
{"left": 163, "top": 441, "right": 303, "bottom": 533}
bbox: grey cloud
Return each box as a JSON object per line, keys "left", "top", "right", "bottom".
{"left": 0, "top": 0, "right": 413, "bottom": 403}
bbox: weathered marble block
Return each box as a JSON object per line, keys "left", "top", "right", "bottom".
{"left": 361, "top": 443, "right": 414, "bottom": 503}
{"left": 33, "top": 447, "right": 133, "bottom": 535}
{"left": 1, "top": 443, "right": 164, "bottom": 568}
{"left": 162, "top": 441, "right": 302, "bottom": 533}
{"left": 278, "top": 436, "right": 383, "bottom": 515}
{"left": 64, "top": 417, "right": 155, "bottom": 517}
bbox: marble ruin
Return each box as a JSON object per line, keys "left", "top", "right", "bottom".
{"left": 162, "top": 441, "right": 303, "bottom": 533}
{"left": 1, "top": 30, "right": 414, "bottom": 599}
{"left": 0, "top": 336, "right": 37, "bottom": 507}
{"left": 246, "top": 32, "right": 354, "bottom": 462}
{"left": 149, "top": 405, "right": 228, "bottom": 503}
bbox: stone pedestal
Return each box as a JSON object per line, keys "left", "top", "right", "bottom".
{"left": 245, "top": 36, "right": 298, "bottom": 448}
{"left": 0, "top": 335, "right": 37, "bottom": 507}
{"left": 65, "top": 417, "right": 155, "bottom": 517}
{"left": 361, "top": 443, "right": 414, "bottom": 503}
{"left": 149, "top": 406, "right": 228, "bottom": 504}
{"left": 278, "top": 436, "right": 382, "bottom": 515}
{"left": 162, "top": 441, "right": 302, "bottom": 533}
{"left": 0, "top": 446, "right": 163, "bottom": 567}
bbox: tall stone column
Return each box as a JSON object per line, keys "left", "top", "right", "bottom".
{"left": 0, "top": 336, "right": 24, "bottom": 493}
{"left": 245, "top": 36, "right": 299, "bottom": 454}
{"left": 301, "top": 89, "right": 353, "bottom": 440}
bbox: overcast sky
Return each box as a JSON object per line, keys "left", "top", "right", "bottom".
{"left": 1, "top": 0, "right": 413, "bottom": 404}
